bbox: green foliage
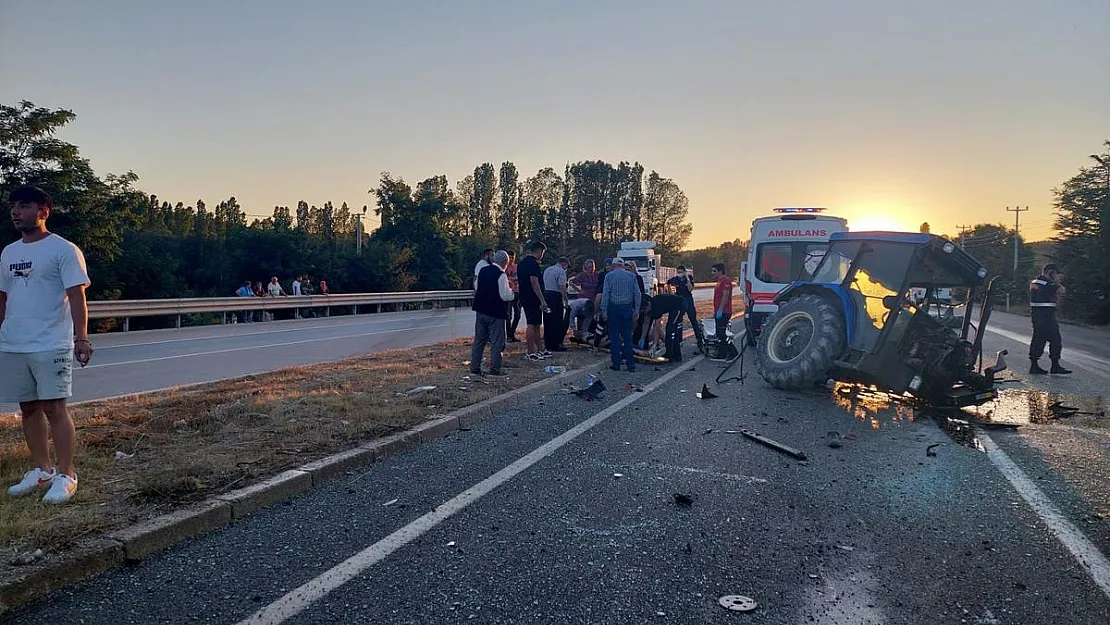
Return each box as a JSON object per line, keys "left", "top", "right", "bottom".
{"left": 1, "top": 101, "right": 696, "bottom": 303}
{"left": 676, "top": 240, "right": 749, "bottom": 282}
{"left": 1051, "top": 141, "right": 1110, "bottom": 324}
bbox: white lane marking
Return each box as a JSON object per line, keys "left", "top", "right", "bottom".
{"left": 95, "top": 312, "right": 450, "bottom": 350}
{"left": 979, "top": 433, "right": 1110, "bottom": 600}
{"left": 82, "top": 323, "right": 455, "bottom": 369}
{"left": 984, "top": 326, "right": 1110, "bottom": 377}
{"left": 237, "top": 356, "right": 704, "bottom": 625}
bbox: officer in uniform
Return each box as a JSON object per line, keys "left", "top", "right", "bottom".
{"left": 1028, "top": 263, "right": 1072, "bottom": 375}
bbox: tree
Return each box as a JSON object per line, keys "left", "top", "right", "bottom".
{"left": 497, "top": 161, "right": 519, "bottom": 245}
{"left": 470, "top": 163, "right": 497, "bottom": 237}
{"left": 919, "top": 222, "right": 931, "bottom": 233}
{"left": 1052, "top": 140, "right": 1110, "bottom": 323}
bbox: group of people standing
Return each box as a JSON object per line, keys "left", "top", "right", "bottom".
{"left": 469, "top": 240, "right": 735, "bottom": 375}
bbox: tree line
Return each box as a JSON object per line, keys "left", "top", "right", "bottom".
{"left": 0, "top": 101, "right": 693, "bottom": 305}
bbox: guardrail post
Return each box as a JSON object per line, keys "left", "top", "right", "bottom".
{"left": 175, "top": 315, "right": 182, "bottom": 328}
{"left": 324, "top": 306, "right": 330, "bottom": 317}
{"left": 123, "top": 317, "right": 130, "bottom": 332}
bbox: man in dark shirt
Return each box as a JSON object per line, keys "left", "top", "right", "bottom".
{"left": 666, "top": 265, "right": 705, "bottom": 352}
{"left": 1028, "top": 263, "right": 1071, "bottom": 375}
{"left": 515, "top": 240, "right": 551, "bottom": 362}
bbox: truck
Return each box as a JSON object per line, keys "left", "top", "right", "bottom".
{"left": 740, "top": 207, "right": 849, "bottom": 341}
{"left": 615, "top": 240, "right": 676, "bottom": 294}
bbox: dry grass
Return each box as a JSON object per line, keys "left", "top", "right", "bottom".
{"left": 0, "top": 337, "right": 605, "bottom": 568}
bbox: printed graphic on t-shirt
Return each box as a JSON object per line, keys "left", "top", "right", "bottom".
{"left": 8, "top": 259, "right": 34, "bottom": 285}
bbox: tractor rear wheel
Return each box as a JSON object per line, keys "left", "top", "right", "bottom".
{"left": 757, "top": 294, "right": 846, "bottom": 390}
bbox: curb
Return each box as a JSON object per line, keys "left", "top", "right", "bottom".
{"left": 0, "top": 356, "right": 607, "bottom": 614}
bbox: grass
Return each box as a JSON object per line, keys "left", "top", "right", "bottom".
{"left": 0, "top": 293, "right": 744, "bottom": 575}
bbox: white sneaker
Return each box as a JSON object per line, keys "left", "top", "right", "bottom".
{"left": 7, "top": 467, "right": 57, "bottom": 497}
{"left": 42, "top": 473, "right": 78, "bottom": 504}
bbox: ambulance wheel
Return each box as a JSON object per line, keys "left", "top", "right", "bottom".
{"left": 757, "top": 294, "right": 846, "bottom": 390}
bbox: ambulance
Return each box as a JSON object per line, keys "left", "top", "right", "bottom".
{"left": 740, "top": 207, "right": 849, "bottom": 339}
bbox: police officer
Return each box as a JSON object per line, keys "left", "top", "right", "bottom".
{"left": 1028, "top": 263, "right": 1071, "bottom": 375}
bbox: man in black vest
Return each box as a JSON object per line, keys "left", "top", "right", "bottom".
{"left": 471, "top": 250, "right": 515, "bottom": 376}
{"left": 1028, "top": 263, "right": 1071, "bottom": 375}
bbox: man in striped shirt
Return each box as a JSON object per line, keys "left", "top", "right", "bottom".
{"left": 601, "top": 260, "right": 642, "bottom": 372}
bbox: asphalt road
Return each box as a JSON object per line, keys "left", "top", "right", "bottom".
{"left": 0, "top": 308, "right": 475, "bottom": 413}
{"left": 0, "top": 287, "right": 716, "bottom": 413}
{"left": 9, "top": 339, "right": 1110, "bottom": 624}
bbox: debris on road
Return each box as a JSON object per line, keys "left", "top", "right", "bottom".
{"left": 401, "top": 385, "right": 437, "bottom": 396}
{"left": 673, "top": 493, "right": 693, "bottom": 507}
{"left": 718, "top": 595, "right": 758, "bottom": 612}
{"left": 926, "top": 443, "right": 942, "bottom": 457}
{"left": 696, "top": 384, "right": 718, "bottom": 399}
{"left": 827, "top": 431, "right": 843, "bottom": 449}
{"left": 446, "top": 541, "right": 456, "bottom": 547}
{"left": 383, "top": 498, "right": 398, "bottom": 507}
{"left": 9, "top": 549, "right": 44, "bottom": 566}
{"left": 543, "top": 365, "right": 568, "bottom": 374}
{"left": 613, "top": 473, "right": 624, "bottom": 478}
{"left": 736, "top": 429, "right": 808, "bottom": 460}
{"left": 574, "top": 380, "right": 606, "bottom": 401}
{"left": 622, "top": 383, "right": 645, "bottom": 392}
{"left": 113, "top": 450, "right": 135, "bottom": 461}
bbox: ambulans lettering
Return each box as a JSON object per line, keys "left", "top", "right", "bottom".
{"left": 767, "top": 229, "right": 828, "bottom": 237}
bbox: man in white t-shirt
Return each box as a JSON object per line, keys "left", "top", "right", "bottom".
{"left": 267, "top": 276, "right": 285, "bottom": 297}
{"left": 1, "top": 186, "right": 92, "bottom": 504}
{"left": 473, "top": 248, "right": 493, "bottom": 290}
{"left": 291, "top": 277, "right": 303, "bottom": 296}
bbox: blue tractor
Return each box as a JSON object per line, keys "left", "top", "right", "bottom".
{"left": 755, "top": 232, "right": 1006, "bottom": 407}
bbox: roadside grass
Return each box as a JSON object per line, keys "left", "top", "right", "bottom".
{"left": 0, "top": 293, "right": 744, "bottom": 572}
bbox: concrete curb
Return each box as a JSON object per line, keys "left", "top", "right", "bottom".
{"left": 0, "top": 355, "right": 607, "bottom": 614}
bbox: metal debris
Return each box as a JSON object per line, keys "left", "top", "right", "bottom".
{"left": 402, "top": 385, "right": 437, "bottom": 396}
{"left": 696, "top": 384, "right": 718, "bottom": 399}
{"left": 737, "top": 429, "right": 808, "bottom": 460}
{"left": 673, "top": 493, "right": 693, "bottom": 507}
{"left": 718, "top": 595, "right": 757, "bottom": 612}
{"left": 383, "top": 498, "right": 399, "bottom": 507}
{"left": 926, "top": 443, "right": 942, "bottom": 457}
{"left": 827, "top": 431, "right": 843, "bottom": 448}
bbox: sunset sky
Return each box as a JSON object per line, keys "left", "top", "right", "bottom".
{"left": 3, "top": 0, "right": 1108, "bottom": 247}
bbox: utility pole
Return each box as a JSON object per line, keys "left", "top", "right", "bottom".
{"left": 955, "top": 225, "right": 972, "bottom": 249}
{"left": 355, "top": 206, "right": 368, "bottom": 256}
{"left": 1005, "top": 206, "right": 1028, "bottom": 271}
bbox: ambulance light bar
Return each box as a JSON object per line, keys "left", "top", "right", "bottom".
{"left": 773, "top": 207, "right": 827, "bottom": 214}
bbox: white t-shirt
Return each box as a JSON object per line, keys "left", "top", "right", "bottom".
{"left": 0, "top": 234, "right": 90, "bottom": 353}
{"left": 292, "top": 280, "right": 302, "bottom": 296}
{"left": 267, "top": 282, "right": 284, "bottom": 296}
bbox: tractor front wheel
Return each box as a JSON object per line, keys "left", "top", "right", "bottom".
{"left": 757, "top": 294, "right": 847, "bottom": 390}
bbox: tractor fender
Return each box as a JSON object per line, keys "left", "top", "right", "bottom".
{"left": 775, "top": 282, "right": 856, "bottom": 346}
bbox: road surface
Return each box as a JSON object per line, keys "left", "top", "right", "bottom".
{"left": 9, "top": 340, "right": 1110, "bottom": 624}
{"left": 0, "top": 308, "right": 476, "bottom": 412}
{"left": 0, "top": 287, "right": 718, "bottom": 413}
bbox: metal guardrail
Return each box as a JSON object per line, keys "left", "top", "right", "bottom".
{"left": 88, "top": 290, "right": 474, "bottom": 330}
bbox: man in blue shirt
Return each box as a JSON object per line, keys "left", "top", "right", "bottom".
{"left": 601, "top": 260, "right": 642, "bottom": 372}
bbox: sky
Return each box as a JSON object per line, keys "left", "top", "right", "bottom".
{"left": 2, "top": 0, "right": 1108, "bottom": 247}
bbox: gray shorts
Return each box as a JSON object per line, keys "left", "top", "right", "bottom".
{"left": 0, "top": 349, "right": 74, "bottom": 403}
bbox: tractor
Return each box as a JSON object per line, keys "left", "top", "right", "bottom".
{"left": 755, "top": 232, "right": 1006, "bottom": 407}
